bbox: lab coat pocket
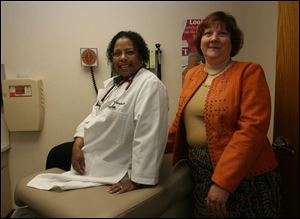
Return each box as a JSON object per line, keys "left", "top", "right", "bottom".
{"left": 84, "top": 109, "right": 128, "bottom": 145}
{"left": 104, "top": 109, "right": 128, "bottom": 144}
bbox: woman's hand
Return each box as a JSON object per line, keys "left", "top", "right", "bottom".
{"left": 71, "top": 137, "right": 85, "bottom": 175}
{"left": 107, "top": 179, "right": 141, "bottom": 194}
{"left": 205, "top": 183, "right": 229, "bottom": 218}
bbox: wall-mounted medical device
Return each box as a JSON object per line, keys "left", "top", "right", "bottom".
{"left": 2, "top": 79, "right": 45, "bottom": 131}
{"left": 148, "top": 43, "right": 162, "bottom": 80}
{"left": 80, "top": 48, "right": 98, "bottom": 67}
{"left": 80, "top": 48, "right": 99, "bottom": 95}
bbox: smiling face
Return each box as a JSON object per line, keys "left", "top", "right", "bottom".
{"left": 200, "top": 24, "right": 232, "bottom": 65}
{"left": 112, "top": 37, "right": 143, "bottom": 78}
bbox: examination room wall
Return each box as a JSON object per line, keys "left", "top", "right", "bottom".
{"left": 1, "top": 1, "right": 277, "bottom": 208}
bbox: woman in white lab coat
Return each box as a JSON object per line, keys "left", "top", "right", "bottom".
{"left": 45, "top": 31, "right": 169, "bottom": 193}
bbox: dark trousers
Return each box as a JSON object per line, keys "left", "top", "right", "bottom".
{"left": 46, "top": 141, "right": 74, "bottom": 171}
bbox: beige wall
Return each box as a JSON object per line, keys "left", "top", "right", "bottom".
{"left": 1, "top": 1, "right": 277, "bottom": 207}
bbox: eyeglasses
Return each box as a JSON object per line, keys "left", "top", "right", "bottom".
{"left": 112, "top": 50, "right": 136, "bottom": 58}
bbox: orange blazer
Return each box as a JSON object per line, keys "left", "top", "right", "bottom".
{"left": 166, "top": 62, "right": 278, "bottom": 193}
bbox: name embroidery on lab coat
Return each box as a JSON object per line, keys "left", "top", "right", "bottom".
{"left": 107, "top": 101, "right": 126, "bottom": 110}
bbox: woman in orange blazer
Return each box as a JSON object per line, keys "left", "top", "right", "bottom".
{"left": 166, "top": 11, "right": 280, "bottom": 218}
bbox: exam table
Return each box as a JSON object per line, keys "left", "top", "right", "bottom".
{"left": 14, "top": 153, "right": 193, "bottom": 217}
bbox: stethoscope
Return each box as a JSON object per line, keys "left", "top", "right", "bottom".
{"left": 95, "top": 67, "right": 141, "bottom": 108}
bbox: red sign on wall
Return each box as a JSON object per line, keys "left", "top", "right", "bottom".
{"left": 182, "top": 19, "right": 202, "bottom": 68}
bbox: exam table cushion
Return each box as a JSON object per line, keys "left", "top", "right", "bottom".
{"left": 14, "top": 154, "right": 193, "bottom": 217}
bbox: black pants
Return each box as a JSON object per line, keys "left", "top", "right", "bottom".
{"left": 45, "top": 141, "right": 74, "bottom": 171}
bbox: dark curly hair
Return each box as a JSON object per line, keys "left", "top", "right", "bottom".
{"left": 194, "top": 11, "right": 244, "bottom": 58}
{"left": 106, "top": 31, "right": 149, "bottom": 67}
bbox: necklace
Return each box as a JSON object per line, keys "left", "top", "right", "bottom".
{"left": 204, "top": 60, "right": 233, "bottom": 76}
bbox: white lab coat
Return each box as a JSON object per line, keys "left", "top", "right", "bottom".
{"left": 27, "top": 68, "right": 168, "bottom": 190}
